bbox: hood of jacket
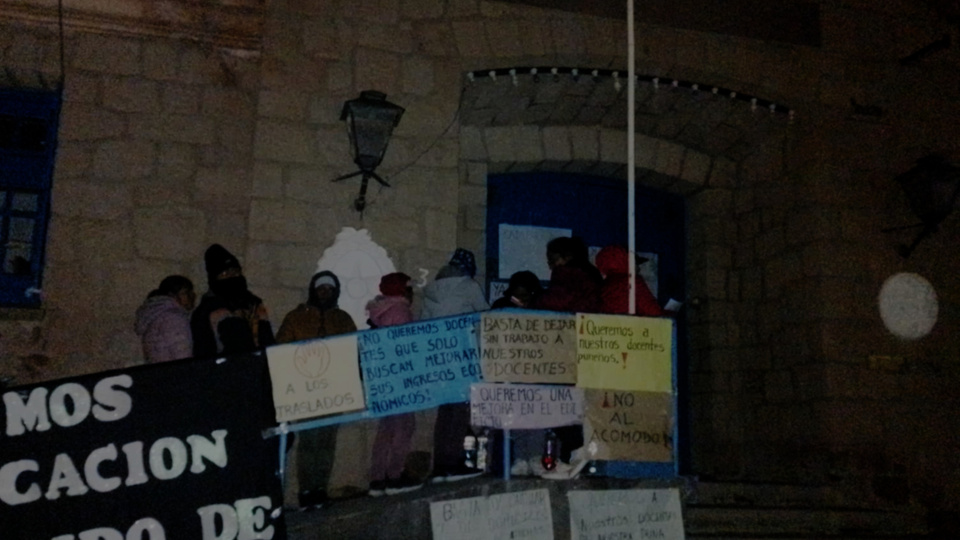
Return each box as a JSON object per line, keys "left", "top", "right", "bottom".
{"left": 307, "top": 270, "right": 342, "bottom": 310}
{"left": 421, "top": 275, "right": 484, "bottom": 318}
{"left": 135, "top": 295, "right": 186, "bottom": 335}
{"left": 365, "top": 294, "right": 413, "bottom": 327}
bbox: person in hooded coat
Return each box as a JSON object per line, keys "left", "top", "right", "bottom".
{"left": 420, "top": 249, "right": 491, "bottom": 482}
{"left": 595, "top": 245, "right": 664, "bottom": 317}
{"left": 134, "top": 275, "right": 196, "bottom": 363}
{"left": 366, "top": 272, "right": 423, "bottom": 496}
{"left": 191, "top": 244, "right": 275, "bottom": 358}
{"left": 277, "top": 271, "right": 357, "bottom": 343}
{"left": 276, "top": 270, "right": 357, "bottom": 508}
{"left": 420, "top": 248, "right": 489, "bottom": 320}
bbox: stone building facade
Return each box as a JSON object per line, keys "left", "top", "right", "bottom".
{"left": 1, "top": 0, "right": 958, "bottom": 521}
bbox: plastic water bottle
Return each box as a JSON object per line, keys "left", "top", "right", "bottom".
{"left": 463, "top": 433, "right": 477, "bottom": 469}
{"left": 477, "top": 429, "right": 490, "bottom": 472}
{"left": 541, "top": 430, "right": 558, "bottom": 471}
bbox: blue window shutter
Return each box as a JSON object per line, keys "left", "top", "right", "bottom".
{"left": 0, "top": 89, "right": 60, "bottom": 307}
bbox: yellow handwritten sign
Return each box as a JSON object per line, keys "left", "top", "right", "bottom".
{"left": 575, "top": 314, "right": 672, "bottom": 391}
{"left": 582, "top": 389, "right": 674, "bottom": 462}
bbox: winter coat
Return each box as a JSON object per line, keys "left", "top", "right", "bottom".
{"left": 276, "top": 305, "right": 357, "bottom": 343}
{"left": 134, "top": 295, "right": 193, "bottom": 363}
{"left": 595, "top": 245, "right": 663, "bottom": 316}
{"left": 533, "top": 264, "right": 602, "bottom": 313}
{"left": 365, "top": 295, "right": 414, "bottom": 328}
{"left": 191, "top": 291, "right": 275, "bottom": 358}
{"left": 420, "top": 276, "right": 489, "bottom": 319}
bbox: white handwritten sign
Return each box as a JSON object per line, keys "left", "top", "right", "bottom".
{"left": 480, "top": 311, "right": 577, "bottom": 384}
{"left": 499, "top": 223, "right": 571, "bottom": 280}
{"left": 431, "top": 488, "right": 554, "bottom": 540}
{"left": 568, "top": 489, "right": 685, "bottom": 540}
{"left": 266, "top": 334, "right": 365, "bottom": 422}
{"left": 470, "top": 383, "right": 583, "bottom": 429}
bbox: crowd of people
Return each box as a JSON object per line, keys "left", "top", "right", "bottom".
{"left": 133, "top": 238, "right": 670, "bottom": 509}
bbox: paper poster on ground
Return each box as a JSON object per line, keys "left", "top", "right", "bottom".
{"left": 431, "top": 488, "right": 553, "bottom": 540}
{"left": 568, "top": 489, "right": 685, "bottom": 540}
{"left": 499, "top": 223, "right": 571, "bottom": 280}
{"left": 267, "top": 334, "right": 365, "bottom": 422}
{"left": 575, "top": 314, "right": 673, "bottom": 391}
{"left": 582, "top": 389, "right": 673, "bottom": 462}
{"left": 470, "top": 383, "right": 583, "bottom": 429}
{"left": 480, "top": 311, "right": 577, "bottom": 384}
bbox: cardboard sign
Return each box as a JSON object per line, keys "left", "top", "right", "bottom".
{"left": 480, "top": 311, "right": 577, "bottom": 384}
{"left": 582, "top": 389, "right": 673, "bottom": 462}
{"left": 431, "top": 488, "right": 553, "bottom": 540}
{"left": 267, "top": 334, "right": 365, "bottom": 422}
{"left": 0, "top": 355, "right": 284, "bottom": 540}
{"left": 575, "top": 314, "right": 673, "bottom": 391}
{"left": 568, "top": 489, "right": 685, "bottom": 540}
{"left": 470, "top": 383, "right": 583, "bottom": 429}
{"left": 359, "top": 314, "right": 482, "bottom": 417}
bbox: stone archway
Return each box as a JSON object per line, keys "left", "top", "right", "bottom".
{"left": 454, "top": 69, "right": 797, "bottom": 480}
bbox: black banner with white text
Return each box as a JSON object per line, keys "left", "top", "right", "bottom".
{"left": 0, "top": 354, "right": 285, "bottom": 540}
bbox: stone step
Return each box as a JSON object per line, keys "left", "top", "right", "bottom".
{"left": 285, "top": 477, "right": 931, "bottom": 540}
{"left": 684, "top": 506, "right": 929, "bottom": 538}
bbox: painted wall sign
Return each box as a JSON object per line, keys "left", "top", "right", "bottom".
{"left": 0, "top": 355, "right": 284, "bottom": 540}
{"left": 470, "top": 383, "right": 583, "bottom": 429}
{"left": 582, "top": 389, "right": 673, "bottom": 462}
{"left": 266, "top": 334, "right": 365, "bottom": 423}
{"left": 480, "top": 311, "right": 577, "bottom": 384}
{"left": 568, "top": 489, "right": 685, "bottom": 540}
{"left": 575, "top": 314, "right": 672, "bottom": 391}
{"left": 431, "top": 488, "right": 554, "bottom": 540}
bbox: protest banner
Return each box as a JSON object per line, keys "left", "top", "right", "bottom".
{"left": 470, "top": 383, "right": 583, "bottom": 429}
{"left": 575, "top": 314, "right": 673, "bottom": 392}
{"left": 582, "top": 389, "right": 673, "bottom": 462}
{"left": 359, "top": 313, "right": 482, "bottom": 417}
{"left": 431, "top": 488, "right": 553, "bottom": 540}
{"left": 266, "top": 334, "right": 365, "bottom": 423}
{"left": 0, "top": 354, "right": 284, "bottom": 540}
{"left": 568, "top": 489, "right": 685, "bottom": 540}
{"left": 480, "top": 311, "right": 577, "bottom": 384}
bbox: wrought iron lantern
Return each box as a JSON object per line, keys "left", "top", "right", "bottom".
{"left": 333, "top": 90, "right": 405, "bottom": 212}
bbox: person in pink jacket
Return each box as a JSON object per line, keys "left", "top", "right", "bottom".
{"left": 366, "top": 272, "right": 423, "bottom": 496}
{"left": 134, "top": 275, "right": 196, "bottom": 363}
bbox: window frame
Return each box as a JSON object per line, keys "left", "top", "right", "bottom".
{"left": 0, "top": 88, "right": 60, "bottom": 308}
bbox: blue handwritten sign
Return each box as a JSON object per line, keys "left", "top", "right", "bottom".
{"left": 359, "top": 313, "right": 482, "bottom": 416}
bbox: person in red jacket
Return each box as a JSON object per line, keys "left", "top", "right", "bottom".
{"left": 595, "top": 245, "right": 664, "bottom": 316}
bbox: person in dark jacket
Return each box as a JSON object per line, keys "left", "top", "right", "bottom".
{"left": 191, "top": 244, "right": 275, "bottom": 358}
{"left": 277, "top": 270, "right": 357, "bottom": 508}
{"left": 134, "top": 275, "right": 196, "bottom": 363}
{"left": 533, "top": 236, "right": 602, "bottom": 313}
{"left": 531, "top": 236, "right": 599, "bottom": 463}
{"left": 491, "top": 270, "right": 543, "bottom": 310}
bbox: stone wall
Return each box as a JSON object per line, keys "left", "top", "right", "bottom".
{"left": 1, "top": 0, "right": 959, "bottom": 516}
